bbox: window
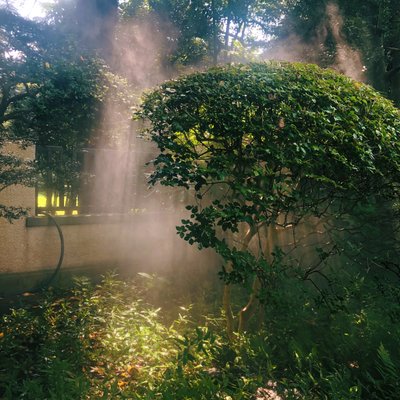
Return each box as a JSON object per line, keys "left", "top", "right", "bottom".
{"left": 35, "top": 145, "right": 140, "bottom": 216}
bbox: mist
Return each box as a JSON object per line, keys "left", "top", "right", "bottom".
{"left": 73, "top": 3, "right": 219, "bottom": 285}
{"left": 69, "top": 0, "right": 367, "bottom": 282}
{"left": 264, "top": 2, "right": 366, "bottom": 82}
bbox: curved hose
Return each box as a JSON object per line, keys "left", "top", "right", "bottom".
{"left": 3, "top": 213, "right": 65, "bottom": 302}
{"left": 36, "top": 212, "right": 65, "bottom": 290}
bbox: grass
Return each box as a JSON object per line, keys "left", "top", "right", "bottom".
{"left": 1, "top": 270, "right": 400, "bottom": 399}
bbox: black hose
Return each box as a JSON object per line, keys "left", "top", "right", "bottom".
{"left": 0, "top": 212, "right": 65, "bottom": 314}
{"left": 35, "top": 212, "right": 65, "bottom": 290}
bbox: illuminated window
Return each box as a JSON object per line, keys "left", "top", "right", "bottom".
{"left": 35, "top": 146, "right": 139, "bottom": 216}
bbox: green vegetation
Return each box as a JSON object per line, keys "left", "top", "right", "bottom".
{"left": 269, "top": 0, "right": 400, "bottom": 104}
{"left": 1, "top": 272, "right": 400, "bottom": 399}
{"left": 2, "top": 0, "right": 400, "bottom": 220}
{"left": 0, "top": 8, "right": 134, "bottom": 220}
{"left": 139, "top": 62, "right": 400, "bottom": 338}
{"left": 120, "top": 0, "right": 400, "bottom": 103}
{"left": 2, "top": 3, "right": 400, "bottom": 399}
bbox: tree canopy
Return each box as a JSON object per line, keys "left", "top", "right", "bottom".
{"left": 270, "top": 0, "right": 400, "bottom": 104}
{"left": 120, "top": 0, "right": 400, "bottom": 104}
{"left": 0, "top": 7, "right": 133, "bottom": 220}
{"left": 139, "top": 62, "right": 400, "bottom": 334}
{"left": 2, "top": 0, "right": 400, "bottom": 221}
{"left": 140, "top": 62, "right": 400, "bottom": 224}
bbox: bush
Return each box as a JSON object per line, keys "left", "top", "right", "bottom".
{"left": 1, "top": 272, "right": 400, "bottom": 398}
{"left": 138, "top": 61, "right": 400, "bottom": 335}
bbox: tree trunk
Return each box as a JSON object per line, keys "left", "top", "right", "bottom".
{"left": 211, "top": 0, "right": 218, "bottom": 65}
{"left": 238, "top": 275, "right": 261, "bottom": 333}
{"left": 225, "top": 16, "right": 231, "bottom": 48}
{"left": 223, "top": 225, "right": 257, "bottom": 340}
{"left": 238, "top": 223, "right": 278, "bottom": 333}
{"left": 223, "top": 262, "right": 235, "bottom": 342}
{"left": 384, "top": 0, "right": 400, "bottom": 106}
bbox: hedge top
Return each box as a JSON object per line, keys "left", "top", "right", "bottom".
{"left": 139, "top": 62, "right": 400, "bottom": 214}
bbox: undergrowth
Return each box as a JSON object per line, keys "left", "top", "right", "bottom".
{"left": 0, "top": 271, "right": 399, "bottom": 399}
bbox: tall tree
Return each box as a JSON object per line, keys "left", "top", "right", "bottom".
{"left": 0, "top": 8, "right": 127, "bottom": 148}
{"left": 0, "top": 9, "right": 51, "bottom": 220}
{"left": 383, "top": 0, "right": 400, "bottom": 104}
{"left": 0, "top": 7, "right": 132, "bottom": 219}
{"left": 268, "top": 0, "right": 400, "bottom": 105}
{"left": 120, "top": 0, "right": 280, "bottom": 65}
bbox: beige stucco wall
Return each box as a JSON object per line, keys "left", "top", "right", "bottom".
{"left": 0, "top": 143, "right": 36, "bottom": 272}
{"left": 2, "top": 221, "right": 126, "bottom": 273}
{"left": 0, "top": 137, "right": 327, "bottom": 275}
{"left": 0, "top": 143, "right": 215, "bottom": 276}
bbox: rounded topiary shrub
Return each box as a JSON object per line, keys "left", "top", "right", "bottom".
{"left": 138, "top": 62, "right": 400, "bottom": 331}
{"left": 140, "top": 60, "right": 400, "bottom": 237}
{"left": 140, "top": 62, "right": 400, "bottom": 198}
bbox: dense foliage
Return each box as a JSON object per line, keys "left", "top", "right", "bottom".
{"left": 120, "top": 0, "right": 281, "bottom": 65}
{"left": 121, "top": 0, "right": 400, "bottom": 104}
{"left": 2, "top": 3, "right": 400, "bottom": 398}
{"left": 270, "top": 0, "right": 400, "bottom": 104}
{"left": 0, "top": 8, "right": 133, "bottom": 220}
{"left": 139, "top": 62, "right": 400, "bottom": 335}
{"left": 0, "top": 9, "right": 51, "bottom": 220}
{"left": 1, "top": 272, "right": 400, "bottom": 399}
{"left": 2, "top": 0, "right": 400, "bottom": 220}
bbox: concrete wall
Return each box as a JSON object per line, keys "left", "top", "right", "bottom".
{"left": 0, "top": 143, "right": 36, "bottom": 273}
{"left": 0, "top": 143, "right": 332, "bottom": 295}
{"left": 1, "top": 218, "right": 127, "bottom": 273}
{"left": 0, "top": 144, "right": 217, "bottom": 286}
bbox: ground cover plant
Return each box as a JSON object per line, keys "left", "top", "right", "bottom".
{"left": 3, "top": 3, "right": 400, "bottom": 399}
{"left": 1, "top": 271, "right": 400, "bottom": 399}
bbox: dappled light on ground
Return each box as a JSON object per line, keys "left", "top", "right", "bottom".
{"left": 1, "top": 272, "right": 400, "bottom": 399}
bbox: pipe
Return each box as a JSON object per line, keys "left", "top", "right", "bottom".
{"left": 3, "top": 212, "right": 65, "bottom": 301}
{"left": 34, "top": 212, "right": 65, "bottom": 290}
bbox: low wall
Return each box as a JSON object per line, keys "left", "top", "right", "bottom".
{"left": 0, "top": 143, "right": 36, "bottom": 273}
{"left": 0, "top": 144, "right": 336, "bottom": 295}
{"left": 0, "top": 144, "right": 218, "bottom": 294}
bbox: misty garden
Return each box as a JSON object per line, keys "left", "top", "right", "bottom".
{"left": 1, "top": 1, "right": 400, "bottom": 399}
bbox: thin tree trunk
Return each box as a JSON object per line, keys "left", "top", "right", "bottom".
{"left": 384, "top": 0, "right": 400, "bottom": 105}
{"left": 238, "top": 223, "right": 278, "bottom": 333}
{"left": 225, "top": 16, "right": 231, "bottom": 48}
{"left": 223, "top": 262, "right": 235, "bottom": 342}
{"left": 238, "top": 275, "right": 261, "bottom": 333}
{"left": 211, "top": 0, "right": 218, "bottom": 65}
{"left": 240, "top": 22, "right": 247, "bottom": 41}
{"left": 223, "top": 225, "right": 257, "bottom": 340}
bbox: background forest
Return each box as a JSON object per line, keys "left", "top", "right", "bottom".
{"left": 1, "top": 1, "right": 400, "bottom": 399}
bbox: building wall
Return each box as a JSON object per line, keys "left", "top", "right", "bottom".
{"left": 1, "top": 143, "right": 332, "bottom": 294}
{"left": 1, "top": 220, "right": 126, "bottom": 273}
{"left": 0, "top": 144, "right": 216, "bottom": 281}
{"left": 0, "top": 143, "right": 36, "bottom": 273}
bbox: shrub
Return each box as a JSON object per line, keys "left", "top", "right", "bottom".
{"left": 138, "top": 62, "right": 400, "bottom": 336}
